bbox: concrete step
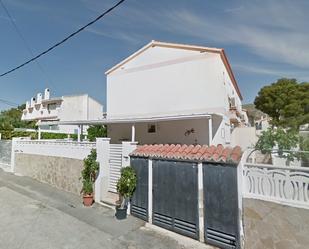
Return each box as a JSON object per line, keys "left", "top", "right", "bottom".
{"left": 101, "top": 192, "right": 120, "bottom": 207}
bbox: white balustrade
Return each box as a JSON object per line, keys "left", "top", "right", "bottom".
{"left": 242, "top": 152, "right": 309, "bottom": 209}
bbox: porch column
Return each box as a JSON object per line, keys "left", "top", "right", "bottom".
{"left": 208, "top": 116, "right": 213, "bottom": 145}
{"left": 131, "top": 124, "right": 135, "bottom": 142}
{"left": 77, "top": 125, "right": 81, "bottom": 142}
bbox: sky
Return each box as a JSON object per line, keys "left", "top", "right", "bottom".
{"left": 0, "top": 0, "right": 308, "bottom": 111}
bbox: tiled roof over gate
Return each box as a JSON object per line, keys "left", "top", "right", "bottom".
{"left": 130, "top": 144, "right": 242, "bottom": 164}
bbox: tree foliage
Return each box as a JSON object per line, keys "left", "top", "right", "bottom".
{"left": 255, "top": 128, "right": 309, "bottom": 162}
{"left": 87, "top": 125, "right": 107, "bottom": 142}
{"left": 254, "top": 78, "right": 309, "bottom": 129}
{"left": 0, "top": 105, "right": 36, "bottom": 139}
{"left": 255, "top": 128, "right": 299, "bottom": 159}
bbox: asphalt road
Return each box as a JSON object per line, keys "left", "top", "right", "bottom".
{"left": 0, "top": 168, "right": 211, "bottom": 249}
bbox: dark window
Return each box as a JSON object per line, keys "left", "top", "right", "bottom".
{"left": 148, "top": 124, "right": 156, "bottom": 133}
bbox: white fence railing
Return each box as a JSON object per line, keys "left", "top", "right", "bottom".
{"left": 242, "top": 150, "right": 309, "bottom": 209}
{"left": 13, "top": 139, "right": 96, "bottom": 160}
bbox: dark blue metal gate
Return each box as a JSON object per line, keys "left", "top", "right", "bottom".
{"left": 203, "top": 163, "right": 240, "bottom": 249}
{"left": 130, "top": 157, "right": 149, "bottom": 221}
{"left": 152, "top": 159, "right": 199, "bottom": 239}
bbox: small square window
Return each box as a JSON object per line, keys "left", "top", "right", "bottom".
{"left": 148, "top": 124, "right": 156, "bottom": 133}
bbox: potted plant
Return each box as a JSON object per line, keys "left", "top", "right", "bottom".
{"left": 81, "top": 149, "right": 99, "bottom": 206}
{"left": 115, "top": 166, "right": 137, "bottom": 220}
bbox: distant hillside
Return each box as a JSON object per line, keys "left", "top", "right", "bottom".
{"left": 243, "top": 103, "right": 267, "bottom": 126}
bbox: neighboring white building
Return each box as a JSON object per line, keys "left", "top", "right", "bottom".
{"left": 105, "top": 40, "right": 248, "bottom": 145}
{"left": 22, "top": 88, "right": 103, "bottom": 135}
{"left": 254, "top": 115, "right": 271, "bottom": 135}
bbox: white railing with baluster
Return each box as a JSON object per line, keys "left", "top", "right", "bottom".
{"left": 13, "top": 138, "right": 96, "bottom": 160}
{"left": 242, "top": 150, "right": 309, "bottom": 209}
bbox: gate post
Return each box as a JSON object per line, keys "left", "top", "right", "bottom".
{"left": 10, "top": 137, "right": 18, "bottom": 173}
{"left": 148, "top": 159, "right": 153, "bottom": 224}
{"left": 95, "top": 138, "right": 110, "bottom": 203}
{"left": 122, "top": 141, "right": 138, "bottom": 167}
{"left": 238, "top": 150, "right": 247, "bottom": 249}
{"left": 198, "top": 162, "right": 205, "bottom": 242}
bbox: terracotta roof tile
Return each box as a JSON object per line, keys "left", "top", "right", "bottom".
{"left": 130, "top": 144, "right": 243, "bottom": 164}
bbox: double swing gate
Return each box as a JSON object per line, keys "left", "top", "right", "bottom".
{"left": 130, "top": 156, "right": 240, "bottom": 249}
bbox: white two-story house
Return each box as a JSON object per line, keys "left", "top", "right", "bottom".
{"left": 104, "top": 40, "right": 248, "bottom": 146}
{"left": 22, "top": 88, "right": 103, "bottom": 136}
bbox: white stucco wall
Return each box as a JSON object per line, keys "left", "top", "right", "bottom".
{"left": 107, "top": 46, "right": 242, "bottom": 119}
{"left": 231, "top": 127, "right": 258, "bottom": 150}
{"left": 88, "top": 97, "right": 103, "bottom": 120}
{"left": 58, "top": 95, "right": 87, "bottom": 121}
{"left": 212, "top": 115, "right": 231, "bottom": 145}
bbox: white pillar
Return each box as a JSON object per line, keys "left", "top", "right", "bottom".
{"left": 208, "top": 117, "right": 213, "bottom": 146}
{"left": 94, "top": 138, "right": 111, "bottom": 203}
{"left": 10, "top": 138, "right": 18, "bottom": 173}
{"left": 77, "top": 125, "right": 81, "bottom": 142}
{"left": 131, "top": 124, "right": 135, "bottom": 142}
{"left": 0, "top": 133, "right": 2, "bottom": 140}
{"left": 238, "top": 150, "right": 246, "bottom": 249}
{"left": 38, "top": 127, "right": 41, "bottom": 140}
{"left": 198, "top": 162, "right": 205, "bottom": 242}
{"left": 121, "top": 141, "right": 138, "bottom": 168}
{"left": 148, "top": 159, "right": 153, "bottom": 224}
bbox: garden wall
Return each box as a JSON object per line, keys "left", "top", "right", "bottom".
{"left": 15, "top": 153, "right": 83, "bottom": 195}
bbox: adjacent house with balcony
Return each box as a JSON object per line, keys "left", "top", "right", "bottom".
{"left": 22, "top": 88, "right": 103, "bottom": 136}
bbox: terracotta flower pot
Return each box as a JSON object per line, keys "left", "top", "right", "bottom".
{"left": 83, "top": 194, "right": 94, "bottom": 206}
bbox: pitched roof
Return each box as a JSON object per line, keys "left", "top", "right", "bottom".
{"left": 130, "top": 144, "right": 243, "bottom": 165}
{"left": 105, "top": 40, "right": 243, "bottom": 100}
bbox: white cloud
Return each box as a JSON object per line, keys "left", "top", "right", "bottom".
{"left": 234, "top": 63, "right": 309, "bottom": 81}
{"left": 86, "top": 27, "right": 147, "bottom": 45}
{"left": 153, "top": 5, "right": 309, "bottom": 69}
{"left": 224, "top": 6, "right": 244, "bottom": 13}
{"left": 81, "top": 0, "right": 309, "bottom": 70}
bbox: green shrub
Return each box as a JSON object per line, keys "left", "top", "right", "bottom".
{"left": 82, "top": 179, "right": 93, "bottom": 195}
{"left": 81, "top": 149, "right": 99, "bottom": 195}
{"left": 41, "top": 133, "right": 68, "bottom": 140}
{"left": 116, "top": 166, "right": 137, "bottom": 198}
